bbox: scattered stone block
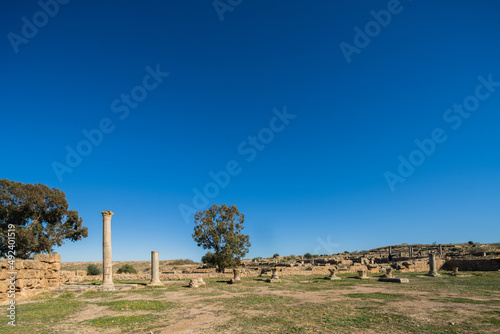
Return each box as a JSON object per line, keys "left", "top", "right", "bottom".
{"left": 189, "top": 278, "right": 206, "bottom": 288}
{"left": 378, "top": 278, "right": 409, "bottom": 283}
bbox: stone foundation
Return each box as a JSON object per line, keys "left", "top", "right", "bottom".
{"left": 0, "top": 254, "right": 61, "bottom": 302}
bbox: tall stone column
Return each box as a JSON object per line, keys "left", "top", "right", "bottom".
{"left": 427, "top": 252, "right": 440, "bottom": 277}
{"left": 148, "top": 251, "right": 163, "bottom": 286}
{"left": 101, "top": 211, "right": 115, "bottom": 289}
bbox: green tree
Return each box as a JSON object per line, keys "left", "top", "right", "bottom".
{"left": 117, "top": 264, "right": 137, "bottom": 274}
{"left": 273, "top": 253, "right": 279, "bottom": 258}
{"left": 201, "top": 251, "right": 216, "bottom": 267}
{"left": 87, "top": 263, "right": 101, "bottom": 276}
{"left": 0, "top": 179, "right": 88, "bottom": 259}
{"left": 192, "top": 204, "right": 250, "bottom": 273}
{"left": 304, "top": 252, "right": 313, "bottom": 259}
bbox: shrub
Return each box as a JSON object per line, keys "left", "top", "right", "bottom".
{"left": 252, "top": 257, "right": 262, "bottom": 262}
{"left": 304, "top": 253, "right": 313, "bottom": 259}
{"left": 117, "top": 264, "right": 137, "bottom": 274}
{"left": 468, "top": 241, "right": 474, "bottom": 245}
{"left": 273, "top": 253, "right": 279, "bottom": 258}
{"left": 312, "top": 254, "right": 319, "bottom": 258}
{"left": 87, "top": 263, "right": 101, "bottom": 276}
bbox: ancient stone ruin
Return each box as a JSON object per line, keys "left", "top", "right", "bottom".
{"left": 147, "top": 251, "right": 163, "bottom": 287}
{"left": 427, "top": 252, "right": 440, "bottom": 277}
{"left": 266, "top": 268, "right": 281, "bottom": 283}
{"left": 101, "top": 211, "right": 115, "bottom": 290}
{"left": 189, "top": 277, "right": 206, "bottom": 288}
{"left": 230, "top": 268, "right": 242, "bottom": 284}
{"left": 327, "top": 268, "right": 341, "bottom": 280}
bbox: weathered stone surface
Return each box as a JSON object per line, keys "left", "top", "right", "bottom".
{"left": 101, "top": 211, "right": 115, "bottom": 289}
{"left": 0, "top": 281, "right": 8, "bottom": 293}
{"left": 47, "top": 278, "right": 59, "bottom": 287}
{"left": 327, "top": 268, "right": 341, "bottom": 280}
{"left": 34, "top": 253, "right": 61, "bottom": 263}
{"left": 147, "top": 251, "right": 163, "bottom": 287}
{"left": 189, "top": 278, "right": 206, "bottom": 288}
{"left": 357, "top": 270, "right": 369, "bottom": 279}
{"left": 230, "top": 269, "right": 242, "bottom": 284}
{"left": 23, "top": 260, "right": 41, "bottom": 270}
{"left": 14, "top": 260, "right": 25, "bottom": 270}
{"left": 49, "top": 262, "right": 61, "bottom": 271}
{"left": 266, "top": 269, "right": 281, "bottom": 283}
{"left": 378, "top": 278, "right": 409, "bottom": 283}
{"left": 427, "top": 253, "right": 440, "bottom": 277}
{"left": 17, "top": 270, "right": 43, "bottom": 279}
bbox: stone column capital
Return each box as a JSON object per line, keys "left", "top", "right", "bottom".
{"left": 102, "top": 211, "right": 114, "bottom": 218}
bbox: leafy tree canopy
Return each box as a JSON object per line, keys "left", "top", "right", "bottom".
{"left": 192, "top": 204, "right": 250, "bottom": 272}
{"left": 0, "top": 179, "right": 88, "bottom": 259}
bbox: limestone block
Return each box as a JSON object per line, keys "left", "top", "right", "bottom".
{"left": 76, "top": 271, "right": 87, "bottom": 276}
{"left": 17, "top": 270, "right": 43, "bottom": 279}
{"left": 14, "top": 261, "right": 25, "bottom": 270}
{"left": 45, "top": 271, "right": 60, "bottom": 280}
{"left": 34, "top": 253, "right": 61, "bottom": 263}
{"left": 47, "top": 278, "right": 59, "bottom": 287}
{"left": 0, "top": 281, "right": 8, "bottom": 293}
{"left": 48, "top": 262, "right": 61, "bottom": 271}
{"left": 23, "top": 260, "right": 41, "bottom": 270}
{"left": 38, "top": 278, "right": 48, "bottom": 288}
{"left": 15, "top": 279, "right": 37, "bottom": 289}
{"left": 0, "top": 259, "right": 9, "bottom": 269}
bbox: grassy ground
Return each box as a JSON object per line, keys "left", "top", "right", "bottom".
{"left": 2, "top": 271, "right": 499, "bottom": 333}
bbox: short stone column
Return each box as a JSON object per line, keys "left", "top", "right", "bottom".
{"left": 266, "top": 268, "right": 281, "bottom": 283}
{"left": 439, "top": 245, "right": 443, "bottom": 257}
{"left": 427, "top": 252, "right": 440, "bottom": 277}
{"left": 358, "top": 270, "right": 369, "bottom": 279}
{"left": 230, "top": 268, "right": 242, "bottom": 284}
{"left": 147, "top": 251, "right": 163, "bottom": 286}
{"left": 101, "top": 211, "right": 115, "bottom": 290}
{"left": 384, "top": 267, "right": 394, "bottom": 278}
{"left": 327, "top": 268, "right": 341, "bottom": 280}
{"left": 451, "top": 267, "right": 459, "bottom": 275}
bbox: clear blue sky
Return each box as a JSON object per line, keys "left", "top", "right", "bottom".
{"left": 1, "top": 0, "right": 499, "bottom": 262}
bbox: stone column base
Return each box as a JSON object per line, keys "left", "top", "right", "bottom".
{"left": 99, "top": 284, "right": 115, "bottom": 291}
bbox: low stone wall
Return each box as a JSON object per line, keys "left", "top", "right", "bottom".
{"left": 442, "top": 258, "right": 500, "bottom": 271}
{"left": 0, "top": 254, "right": 61, "bottom": 302}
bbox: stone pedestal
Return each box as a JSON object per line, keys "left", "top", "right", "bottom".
{"left": 327, "top": 268, "right": 341, "bottom": 280}
{"left": 358, "top": 270, "right": 369, "bottom": 279}
{"left": 427, "top": 252, "right": 440, "bottom": 277}
{"left": 147, "top": 251, "right": 163, "bottom": 287}
{"left": 266, "top": 269, "right": 281, "bottom": 283}
{"left": 383, "top": 267, "right": 394, "bottom": 278}
{"left": 101, "top": 211, "right": 115, "bottom": 290}
{"left": 230, "top": 269, "right": 242, "bottom": 284}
